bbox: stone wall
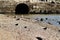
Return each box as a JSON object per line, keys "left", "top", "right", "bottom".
{"left": 0, "top": 1, "right": 17, "bottom": 13}
{"left": 0, "top": 1, "right": 60, "bottom": 14}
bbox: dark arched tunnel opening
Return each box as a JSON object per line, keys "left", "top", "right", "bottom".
{"left": 15, "top": 3, "right": 30, "bottom": 14}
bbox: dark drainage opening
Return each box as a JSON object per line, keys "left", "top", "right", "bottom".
{"left": 15, "top": 3, "right": 29, "bottom": 14}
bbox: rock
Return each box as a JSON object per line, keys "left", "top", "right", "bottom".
{"left": 43, "top": 27, "right": 47, "bottom": 30}
{"left": 45, "top": 18, "right": 48, "bottom": 20}
{"left": 58, "top": 30, "right": 60, "bottom": 32}
{"left": 24, "top": 26, "right": 27, "bottom": 28}
{"left": 58, "top": 21, "right": 60, "bottom": 24}
{"left": 36, "top": 37, "right": 43, "bottom": 40}
{"left": 16, "top": 18, "right": 20, "bottom": 20}
{"left": 40, "top": 18, "right": 43, "bottom": 21}
{"left": 15, "top": 24, "right": 18, "bottom": 26}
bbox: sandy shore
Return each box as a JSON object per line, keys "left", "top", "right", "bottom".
{"left": 0, "top": 14, "right": 60, "bottom": 40}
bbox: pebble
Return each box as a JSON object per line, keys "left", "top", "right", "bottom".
{"left": 40, "top": 18, "right": 43, "bottom": 21}
{"left": 43, "top": 27, "right": 47, "bottom": 30}
{"left": 36, "top": 37, "right": 42, "bottom": 40}
{"left": 15, "top": 24, "right": 18, "bottom": 26}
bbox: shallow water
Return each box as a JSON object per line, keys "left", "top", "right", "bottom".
{"left": 22, "top": 14, "right": 60, "bottom": 27}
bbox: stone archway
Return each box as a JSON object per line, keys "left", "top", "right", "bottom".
{"left": 15, "top": 3, "right": 29, "bottom": 14}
